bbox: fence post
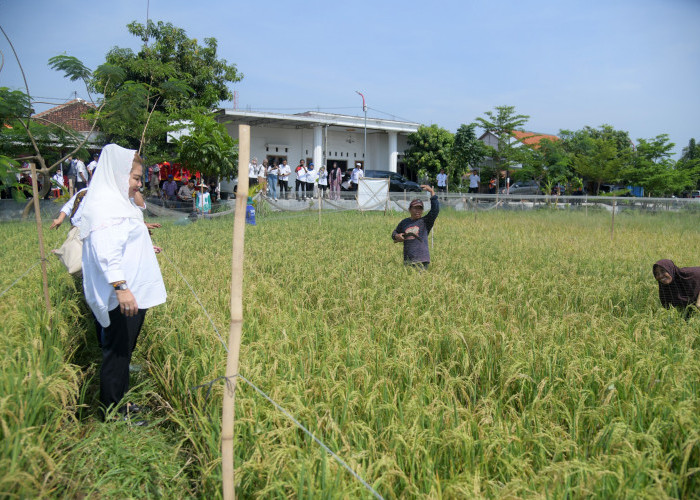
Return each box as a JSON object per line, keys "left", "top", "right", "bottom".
{"left": 610, "top": 200, "right": 616, "bottom": 241}
{"left": 222, "top": 124, "right": 250, "bottom": 500}
{"left": 29, "top": 163, "right": 51, "bottom": 319}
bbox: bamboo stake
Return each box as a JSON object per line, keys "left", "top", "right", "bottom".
{"left": 29, "top": 163, "right": 51, "bottom": 319}
{"left": 222, "top": 125, "right": 250, "bottom": 500}
{"left": 610, "top": 200, "right": 616, "bottom": 241}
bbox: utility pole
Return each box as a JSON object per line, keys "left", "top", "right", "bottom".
{"left": 355, "top": 91, "right": 367, "bottom": 167}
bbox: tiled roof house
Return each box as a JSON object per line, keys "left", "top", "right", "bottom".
{"left": 32, "top": 98, "right": 97, "bottom": 132}
{"left": 479, "top": 130, "right": 560, "bottom": 150}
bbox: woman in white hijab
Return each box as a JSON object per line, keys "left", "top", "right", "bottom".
{"left": 80, "top": 144, "right": 167, "bottom": 418}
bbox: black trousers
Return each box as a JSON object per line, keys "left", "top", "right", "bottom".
{"left": 100, "top": 307, "right": 147, "bottom": 413}
{"left": 279, "top": 180, "right": 289, "bottom": 195}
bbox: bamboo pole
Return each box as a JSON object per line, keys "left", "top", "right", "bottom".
{"left": 29, "top": 163, "right": 51, "bottom": 318}
{"left": 222, "top": 125, "right": 250, "bottom": 500}
{"left": 610, "top": 200, "right": 616, "bottom": 241}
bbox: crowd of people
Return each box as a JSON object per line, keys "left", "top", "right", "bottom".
{"left": 247, "top": 158, "right": 366, "bottom": 201}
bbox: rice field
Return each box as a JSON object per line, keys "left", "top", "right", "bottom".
{"left": 1, "top": 206, "right": 699, "bottom": 498}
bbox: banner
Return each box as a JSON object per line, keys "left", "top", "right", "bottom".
{"left": 357, "top": 178, "right": 389, "bottom": 211}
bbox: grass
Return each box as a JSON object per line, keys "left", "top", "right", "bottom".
{"left": 1, "top": 206, "right": 699, "bottom": 498}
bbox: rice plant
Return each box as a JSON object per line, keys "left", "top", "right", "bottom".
{"left": 1, "top": 207, "right": 699, "bottom": 498}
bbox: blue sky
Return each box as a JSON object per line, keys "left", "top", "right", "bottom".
{"left": 2, "top": 0, "right": 699, "bottom": 157}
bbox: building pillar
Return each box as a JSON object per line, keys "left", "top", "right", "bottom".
{"left": 388, "top": 131, "right": 398, "bottom": 173}
{"left": 313, "top": 126, "right": 323, "bottom": 169}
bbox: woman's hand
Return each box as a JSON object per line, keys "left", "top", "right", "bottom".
{"left": 116, "top": 289, "right": 138, "bottom": 317}
{"left": 50, "top": 213, "right": 66, "bottom": 229}
{"left": 153, "top": 245, "right": 163, "bottom": 254}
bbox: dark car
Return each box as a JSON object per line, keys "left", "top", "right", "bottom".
{"left": 359, "top": 170, "right": 422, "bottom": 192}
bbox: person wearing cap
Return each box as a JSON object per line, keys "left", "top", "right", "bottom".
{"left": 195, "top": 183, "right": 211, "bottom": 213}
{"left": 392, "top": 185, "right": 439, "bottom": 269}
{"left": 350, "top": 163, "right": 364, "bottom": 191}
{"left": 306, "top": 162, "right": 317, "bottom": 198}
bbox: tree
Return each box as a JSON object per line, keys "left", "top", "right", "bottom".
{"left": 55, "top": 20, "right": 243, "bottom": 161}
{"left": 451, "top": 123, "right": 486, "bottom": 184}
{"left": 174, "top": 115, "right": 238, "bottom": 180}
{"left": 404, "top": 124, "right": 454, "bottom": 182}
{"left": 677, "top": 138, "right": 700, "bottom": 189}
{"left": 474, "top": 105, "right": 530, "bottom": 176}
{"left": 516, "top": 138, "right": 572, "bottom": 188}
{"left": 622, "top": 134, "right": 693, "bottom": 196}
{"left": 560, "top": 125, "right": 634, "bottom": 194}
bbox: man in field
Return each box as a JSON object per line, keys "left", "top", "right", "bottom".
{"left": 392, "top": 185, "right": 439, "bottom": 269}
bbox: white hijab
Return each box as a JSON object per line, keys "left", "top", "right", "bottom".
{"left": 79, "top": 144, "right": 144, "bottom": 239}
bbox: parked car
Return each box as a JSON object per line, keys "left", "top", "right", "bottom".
{"left": 691, "top": 190, "right": 700, "bottom": 199}
{"left": 501, "top": 180, "right": 541, "bottom": 195}
{"left": 358, "top": 170, "right": 422, "bottom": 192}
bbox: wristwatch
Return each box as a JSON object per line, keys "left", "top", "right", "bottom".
{"left": 113, "top": 282, "right": 129, "bottom": 291}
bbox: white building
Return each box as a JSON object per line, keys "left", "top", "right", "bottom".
{"left": 214, "top": 109, "right": 419, "bottom": 193}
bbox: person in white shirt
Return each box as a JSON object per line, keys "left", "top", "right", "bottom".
{"left": 317, "top": 165, "right": 329, "bottom": 198}
{"left": 306, "top": 162, "right": 318, "bottom": 198}
{"left": 295, "top": 159, "right": 308, "bottom": 200}
{"left": 79, "top": 144, "right": 166, "bottom": 419}
{"left": 248, "top": 158, "right": 258, "bottom": 186}
{"left": 87, "top": 153, "right": 99, "bottom": 183}
{"left": 258, "top": 159, "right": 268, "bottom": 196}
{"left": 436, "top": 168, "right": 448, "bottom": 199}
{"left": 278, "top": 159, "right": 291, "bottom": 199}
{"left": 267, "top": 161, "right": 280, "bottom": 201}
{"left": 468, "top": 169, "right": 480, "bottom": 193}
{"left": 350, "top": 163, "right": 364, "bottom": 191}
{"left": 51, "top": 187, "right": 88, "bottom": 229}
{"left": 75, "top": 158, "right": 89, "bottom": 190}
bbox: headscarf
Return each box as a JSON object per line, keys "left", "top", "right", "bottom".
{"left": 653, "top": 259, "right": 700, "bottom": 308}
{"left": 79, "top": 144, "right": 144, "bottom": 239}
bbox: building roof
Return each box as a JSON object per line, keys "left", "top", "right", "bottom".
{"left": 215, "top": 109, "right": 419, "bottom": 134}
{"left": 478, "top": 130, "right": 560, "bottom": 149}
{"left": 32, "top": 98, "right": 98, "bottom": 132}
{"left": 510, "top": 130, "right": 560, "bottom": 147}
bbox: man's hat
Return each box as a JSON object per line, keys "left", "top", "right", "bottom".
{"left": 409, "top": 199, "right": 424, "bottom": 208}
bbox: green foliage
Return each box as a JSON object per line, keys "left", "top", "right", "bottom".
{"left": 451, "top": 123, "right": 486, "bottom": 182}
{"left": 560, "top": 125, "right": 634, "bottom": 194}
{"left": 64, "top": 20, "right": 243, "bottom": 160}
{"left": 0, "top": 87, "right": 33, "bottom": 121}
{"left": 404, "top": 124, "right": 454, "bottom": 182}
{"left": 475, "top": 105, "right": 530, "bottom": 173}
{"left": 621, "top": 134, "right": 691, "bottom": 196}
{"left": 677, "top": 138, "right": 700, "bottom": 190}
{"left": 47, "top": 55, "right": 93, "bottom": 83}
{"left": 174, "top": 114, "right": 238, "bottom": 180}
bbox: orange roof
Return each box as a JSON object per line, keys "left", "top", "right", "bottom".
{"left": 511, "top": 130, "right": 560, "bottom": 148}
